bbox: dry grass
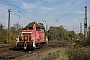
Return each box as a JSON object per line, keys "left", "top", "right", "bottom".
{"left": 43, "top": 47, "right": 69, "bottom": 60}
{"left": 55, "top": 47, "right": 69, "bottom": 60}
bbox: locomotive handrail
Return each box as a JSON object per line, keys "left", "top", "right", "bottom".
{"left": 22, "top": 32, "right": 32, "bottom": 33}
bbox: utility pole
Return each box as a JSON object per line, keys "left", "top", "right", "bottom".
{"left": 84, "top": 6, "right": 87, "bottom": 39}
{"left": 7, "top": 9, "right": 11, "bottom": 43}
{"left": 46, "top": 23, "right": 48, "bottom": 45}
{"left": 46, "top": 24, "right": 48, "bottom": 35}
{"left": 43, "top": 21, "right": 48, "bottom": 45}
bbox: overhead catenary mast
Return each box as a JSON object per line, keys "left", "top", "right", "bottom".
{"left": 7, "top": 9, "right": 11, "bottom": 43}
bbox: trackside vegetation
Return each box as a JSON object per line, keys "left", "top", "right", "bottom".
{"left": 0, "top": 21, "right": 83, "bottom": 44}
{"left": 67, "top": 28, "right": 90, "bottom": 60}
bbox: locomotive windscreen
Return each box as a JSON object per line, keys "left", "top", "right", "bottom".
{"left": 29, "top": 27, "right": 33, "bottom": 30}
{"left": 36, "top": 27, "right": 40, "bottom": 31}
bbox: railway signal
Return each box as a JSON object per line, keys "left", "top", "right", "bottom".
{"left": 84, "top": 6, "right": 88, "bottom": 39}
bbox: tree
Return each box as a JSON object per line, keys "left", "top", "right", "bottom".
{"left": 48, "top": 25, "right": 70, "bottom": 41}
{"left": 0, "top": 24, "right": 7, "bottom": 43}
{"left": 13, "top": 21, "right": 22, "bottom": 31}
{"left": 24, "top": 21, "right": 45, "bottom": 29}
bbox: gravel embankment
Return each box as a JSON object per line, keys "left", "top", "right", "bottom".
{"left": 16, "top": 47, "right": 68, "bottom": 60}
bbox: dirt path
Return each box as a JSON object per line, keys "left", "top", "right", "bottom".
{"left": 15, "top": 47, "right": 68, "bottom": 60}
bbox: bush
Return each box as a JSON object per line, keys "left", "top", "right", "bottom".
{"left": 82, "top": 30, "right": 90, "bottom": 46}
{"left": 70, "top": 47, "right": 90, "bottom": 60}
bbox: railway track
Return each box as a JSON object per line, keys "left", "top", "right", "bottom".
{"left": 0, "top": 51, "right": 26, "bottom": 59}
{"left": 0, "top": 44, "right": 30, "bottom": 60}
{"left": 0, "top": 40, "right": 76, "bottom": 60}
{"left": 0, "top": 46, "right": 51, "bottom": 60}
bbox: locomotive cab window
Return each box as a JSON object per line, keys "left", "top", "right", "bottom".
{"left": 42, "top": 29, "right": 44, "bottom": 32}
{"left": 29, "top": 27, "right": 33, "bottom": 30}
{"left": 36, "top": 27, "right": 40, "bottom": 31}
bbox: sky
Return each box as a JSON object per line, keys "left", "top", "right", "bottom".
{"left": 0, "top": 0, "right": 90, "bottom": 33}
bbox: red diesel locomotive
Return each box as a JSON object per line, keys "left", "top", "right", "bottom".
{"left": 16, "top": 24, "right": 46, "bottom": 50}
